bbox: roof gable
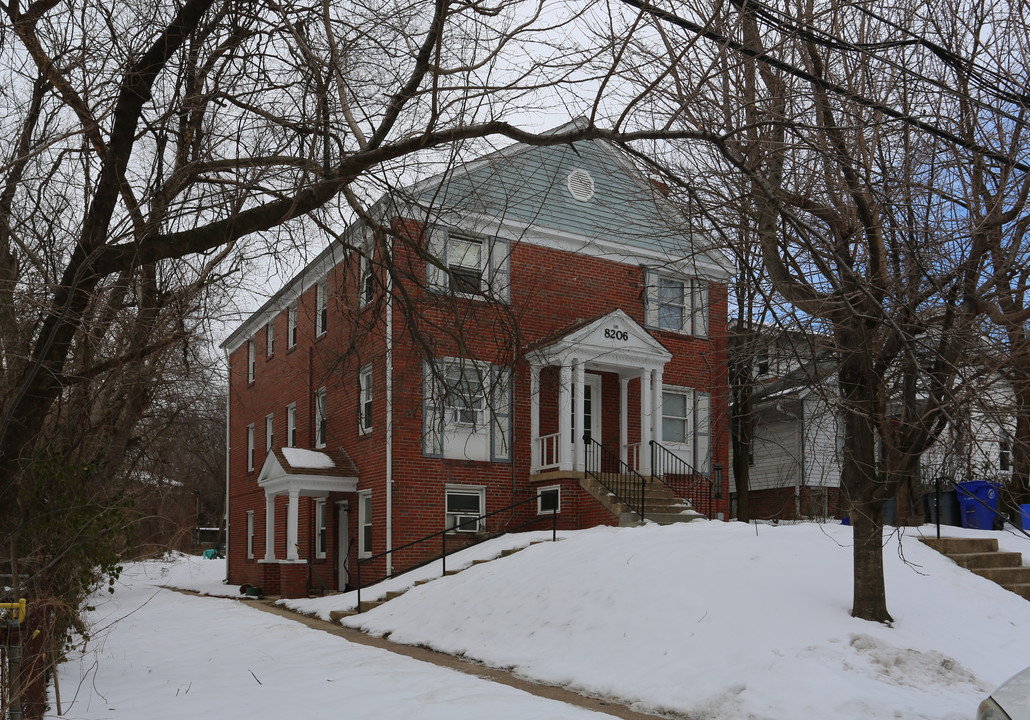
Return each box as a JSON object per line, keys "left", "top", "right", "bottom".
{"left": 529, "top": 309, "right": 671, "bottom": 374}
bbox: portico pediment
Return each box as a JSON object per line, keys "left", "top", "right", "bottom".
{"left": 257, "top": 447, "right": 359, "bottom": 496}
{"left": 529, "top": 309, "right": 671, "bottom": 374}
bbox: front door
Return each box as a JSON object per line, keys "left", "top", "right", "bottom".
{"left": 337, "top": 502, "right": 350, "bottom": 591}
{"left": 572, "top": 373, "right": 602, "bottom": 444}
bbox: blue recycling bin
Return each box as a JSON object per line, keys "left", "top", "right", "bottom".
{"left": 1018, "top": 504, "right": 1030, "bottom": 531}
{"left": 955, "top": 481, "right": 1001, "bottom": 529}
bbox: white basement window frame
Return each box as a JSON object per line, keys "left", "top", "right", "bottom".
{"left": 537, "top": 485, "right": 561, "bottom": 515}
{"left": 445, "top": 485, "right": 485, "bottom": 533}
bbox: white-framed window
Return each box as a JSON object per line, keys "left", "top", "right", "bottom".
{"left": 314, "top": 388, "right": 327, "bottom": 448}
{"left": 661, "top": 388, "right": 711, "bottom": 474}
{"left": 265, "top": 413, "right": 274, "bottom": 452}
{"left": 644, "top": 270, "right": 708, "bottom": 337}
{"left": 315, "top": 499, "right": 327, "bottom": 559}
{"left": 247, "top": 340, "right": 256, "bottom": 383}
{"left": 246, "top": 424, "right": 255, "bottom": 471}
{"left": 425, "top": 227, "right": 510, "bottom": 302}
{"left": 266, "top": 321, "right": 275, "bottom": 357}
{"left": 287, "top": 403, "right": 297, "bottom": 447}
{"left": 444, "top": 361, "right": 487, "bottom": 425}
{"left": 360, "top": 251, "right": 375, "bottom": 307}
{"left": 445, "top": 485, "right": 485, "bottom": 532}
{"left": 288, "top": 303, "right": 298, "bottom": 347}
{"left": 537, "top": 485, "right": 561, "bottom": 515}
{"left": 359, "top": 365, "right": 373, "bottom": 433}
{"left": 1000, "top": 428, "right": 1012, "bottom": 473}
{"left": 423, "top": 358, "right": 511, "bottom": 462}
{"left": 358, "top": 491, "right": 372, "bottom": 557}
{"left": 246, "top": 510, "right": 255, "bottom": 559}
{"left": 317, "top": 280, "right": 328, "bottom": 335}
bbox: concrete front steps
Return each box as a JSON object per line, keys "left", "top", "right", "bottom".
{"left": 920, "top": 536, "right": 1030, "bottom": 600}
{"left": 329, "top": 543, "right": 544, "bottom": 620}
{"left": 579, "top": 474, "right": 704, "bottom": 526}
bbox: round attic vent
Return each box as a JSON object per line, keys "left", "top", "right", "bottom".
{"left": 566, "top": 168, "right": 595, "bottom": 202}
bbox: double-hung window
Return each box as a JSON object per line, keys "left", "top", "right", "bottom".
{"left": 246, "top": 424, "right": 255, "bottom": 471}
{"left": 660, "top": 388, "right": 711, "bottom": 474}
{"left": 265, "top": 414, "right": 274, "bottom": 452}
{"left": 317, "top": 280, "right": 328, "bottom": 335}
{"left": 1000, "top": 429, "right": 1012, "bottom": 473}
{"left": 288, "top": 304, "right": 298, "bottom": 347}
{"left": 644, "top": 269, "right": 708, "bottom": 337}
{"left": 266, "top": 321, "right": 274, "bottom": 357}
{"left": 247, "top": 340, "right": 256, "bottom": 383}
{"left": 425, "top": 227, "right": 510, "bottom": 302}
{"left": 359, "top": 365, "right": 373, "bottom": 433}
{"left": 360, "top": 252, "right": 375, "bottom": 307}
{"left": 423, "top": 358, "right": 511, "bottom": 462}
{"left": 246, "top": 511, "right": 255, "bottom": 559}
{"left": 315, "top": 388, "right": 327, "bottom": 448}
{"left": 445, "top": 485, "right": 485, "bottom": 532}
{"left": 287, "top": 403, "right": 297, "bottom": 447}
{"left": 358, "top": 491, "right": 372, "bottom": 557}
{"left": 315, "top": 499, "right": 327, "bottom": 559}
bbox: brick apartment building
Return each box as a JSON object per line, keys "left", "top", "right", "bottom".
{"left": 222, "top": 127, "right": 734, "bottom": 598}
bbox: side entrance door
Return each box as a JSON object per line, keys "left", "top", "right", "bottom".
{"left": 337, "top": 501, "right": 350, "bottom": 591}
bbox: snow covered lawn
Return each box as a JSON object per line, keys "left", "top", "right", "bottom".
{"left": 56, "top": 521, "right": 1030, "bottom": 720}
{"left": 51, "top": 558, "right": 620, "bottom": 719}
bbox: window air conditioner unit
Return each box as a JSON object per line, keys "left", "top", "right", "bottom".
{"left": 453, "top": 515, "right": 481, "bottom": 533}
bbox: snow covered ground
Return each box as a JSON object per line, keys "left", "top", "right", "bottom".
{"left": 54, "top": 521, "right": 1030, "bottom": 719}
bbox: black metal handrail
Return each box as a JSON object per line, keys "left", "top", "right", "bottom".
{"left": 649, "top": 440, "right": 716, "bottom": 519}
{"left": 584, "top": 436, "right": 646, "bottom": 521}
{"left": 355, "top": 492, "right": 558, "bottom": 611}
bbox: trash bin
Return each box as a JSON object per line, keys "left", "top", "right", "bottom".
{"left": 955, "top": 481, "right": 1001, "bottom": 529}
{"left": 1019, "top": 504, "right": 1030, "bottom": 531}
{"left": 926, "top": 490, "right": 961, "bottom": 527}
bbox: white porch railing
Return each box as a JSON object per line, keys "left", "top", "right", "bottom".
{"left": 535, "top": 432, "right": 561, "bottom": 472}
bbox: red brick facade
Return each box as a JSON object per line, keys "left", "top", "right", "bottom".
{"left": 225, "top": 193, "right": 730, "bottom": 598}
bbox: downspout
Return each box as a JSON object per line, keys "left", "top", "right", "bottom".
{"left": 385, "top": 238, "right": 394, "bottom": 576}
{"left": 223, "top": 347, "right": 231, "bottom": 584}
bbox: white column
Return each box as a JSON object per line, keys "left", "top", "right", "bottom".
{"left": 263, "top": 493, "right": 277, "bottom": 561}
{"left": 573, "top": 360, "right": 585, "bottom": 471}
{"left": 620, "top": 376, "right": 630, "bottom": 467}
{"left": 530, "top": 364, "right": 541, "bottom": 472}
{"left": 652, "top": 369, "right": 664, "bottom": 454}
{"left": 640, "top": 370, "right": 652, "bottom": 475}
{"left": 286, "top": 489, "right": 300, "bottom": 561}
{"left": 558, "top": 364, "right": 573, "bottom": 471}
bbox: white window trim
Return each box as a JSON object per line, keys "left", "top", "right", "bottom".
{"left": 317, "top": 280, "right": 328, "bottom": 335}
{"left": 360, "top": 252, "right": 375, "bottom": 307}
{"left": 660, "top": 387, "right": 693, "bottom": 446}
{"left": 645, "top": 269, "right": 709, "bottom": 338}
{"left": 445, "top": 484, "right": 485, "bottom": 533}
{"left": 246, "top": 424, "right": 255, "bottom": 472}
{"left": 265, "top": 413, "right": 274, "bottom": 452}
{"left": 247, "top": 340, "right": 256, "bottom": 383}
{"left": 287, "top": 403, "right": 297, "bottom": 448}
{"left": 426, "top": 227, "right": 510, "bottom": 302}
{"left": 288, "top": 304, "right": 298, "bottom": 347}
{"left": 246, "top": 510, "right": 255, "bottom": 559}
{"left": 358, "top": 490, "right": 372, "bottom": 558}
{"left": 266, "top": 321, "right": 275, "bottom": 357}
{"left": 443, "top": 359, "right": 488, "bottom": 427}
{"left": 315, "top": 499, "right": 327, "bottom": 559}
{"left": 537, "top": 485, "right": 561, "bottom": 515}
{"left": 359, "top": 365, "right": 373, "bottom": 434}
{"left": 315, "top": 387, "right": 327, "bottom": 448}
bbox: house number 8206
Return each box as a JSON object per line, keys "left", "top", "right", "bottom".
{"left": 604, "top": 328, "right": 628, "bottom": 341}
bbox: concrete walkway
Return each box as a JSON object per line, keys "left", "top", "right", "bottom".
{"left": 173, "top": 588, "right": 684, "bottom": 720}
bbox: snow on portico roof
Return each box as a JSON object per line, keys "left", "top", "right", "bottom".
{"left": 282, "top": 447, "right": 336, "bottom": 470}
{"left": 258, "top": 447, "right": 359, "bottom": 496}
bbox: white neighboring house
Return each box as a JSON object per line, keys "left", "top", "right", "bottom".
{"left": 738, "top": 331, "right": 1014, "bottom": 521}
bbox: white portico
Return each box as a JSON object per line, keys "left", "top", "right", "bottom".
{"left": 256, "top": 447, "right": 358, "bottom": 562}
{"left": 529, "top": 309, "right": 672, "bottom": 475}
